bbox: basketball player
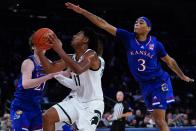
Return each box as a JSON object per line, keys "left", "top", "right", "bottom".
{"left": 36, "top": 27, "right": 105, "bottom": 131}
{"left": 10, "top": 35, "right": 58, "bottom": 131}
{"left": 65, "top": 3, "right": 194, "bottom": 131}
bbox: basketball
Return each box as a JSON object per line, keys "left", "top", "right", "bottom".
{"left": 32, "top": 28, "right": 54, "bottom": 50}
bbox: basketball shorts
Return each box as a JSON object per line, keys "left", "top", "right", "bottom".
{"left": 10, "top": 106, "right": 42, "bottom": 131}
{"left": 140, "top": 76, "right": 175, "bottom": 111}
{"left": 53, "top": 96, "right": 104, "bottom": 131}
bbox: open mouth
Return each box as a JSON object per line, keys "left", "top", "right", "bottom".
{"left": 134, "top": 28, "right": 139, "bottom": 31}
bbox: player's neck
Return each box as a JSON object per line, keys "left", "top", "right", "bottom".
{"left": 136, "top": 34, "right": 148, "bottom": 41}
{"left": 75, "top": 48, "right": 88, "bottom": 60}
{"left": 34, "top": 54, "right": 41, "bottom": 65}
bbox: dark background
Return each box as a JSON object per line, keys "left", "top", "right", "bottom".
{"left": 0, "top": 0, "right": 196, "bottom": 118}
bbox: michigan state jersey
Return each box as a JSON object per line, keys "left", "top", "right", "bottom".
{"left": 70, "top": 49, "right": 105, "bottom": 102}
{"left": 11, "top": 55, "right": 46, "bottom": 110}
{"left": 116, "top": 28, "right": 168, "bottom": 82}
{"left": 53, "top": 50, "right": 105, "bottom": 131}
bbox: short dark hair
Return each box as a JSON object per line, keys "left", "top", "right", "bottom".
{"left": 81, "top": 27, "right": 104, "bottom": 56}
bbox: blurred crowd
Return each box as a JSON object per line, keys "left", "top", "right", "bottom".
{"left": 0, "top": 113, "right": 11, "bottom": 130}
{"left": 100, "top": 101, "right": 196, "bottom": 128}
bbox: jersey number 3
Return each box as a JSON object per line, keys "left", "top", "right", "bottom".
{"left": 138, "top": 59, "right": 146, "bottom": 71}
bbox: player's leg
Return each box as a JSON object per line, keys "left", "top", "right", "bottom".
{"left": 140, "top": 80, "right": 170, "bottom": 131}
{"left": 152, "top": 109, "right": 169, "bottom": 131}
{"left": 76, "top": 101, "right": 104, "bottom": 131}
{"left": 43, "top": 99, "right": 78, "bottom": 131}
{"left": 43, "top": 107, "right": 59, "bottom": 131}
{"left": 151, "top": 78, "right": 174, "bottom": 131}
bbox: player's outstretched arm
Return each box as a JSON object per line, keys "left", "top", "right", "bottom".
{"left": 161, "top": 55, "right": 194, "bottom": 83}
{"left": 21, "top": 59, "right": 59, "bottom": 89}
{"left": 65, "top": 2, "right": 117, "bottom": 36}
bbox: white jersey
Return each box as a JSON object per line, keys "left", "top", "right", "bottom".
{"left": 54, "top": 50, "right": 105, "bottom": 131}
{"left": 55, "top": 49, "right": 105, "bottom": 102}
{"left": 70, "top": 49, "right": 105, "bottom": 102}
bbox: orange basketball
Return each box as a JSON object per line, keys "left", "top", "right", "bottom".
{"left": 32, "top": 28, "right": 54, "bottom": 50}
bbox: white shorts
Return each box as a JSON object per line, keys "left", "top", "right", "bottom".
{"left": 53, "top": 96, "right": 104, "bottom": 131}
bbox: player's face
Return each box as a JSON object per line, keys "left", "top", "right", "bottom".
{"left": 134, "top": 19, "right": 151, "bottom": 35}
{"left": 116, "top": 91, "right": 124, "bottom": 102}
{"left": 71, "top": 31, "right": 88, "bottom": 48}
{"left": 33, "top": 47, "right": 46, "bottom": 54}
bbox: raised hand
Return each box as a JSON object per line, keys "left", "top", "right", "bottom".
{"left": 181, "top": 75, "right": 194, "bottom": 83}
{"left": 65, "top": 2, "right": 85, "bottom": 14}
{"left": 47, "top": 33, "right": 63, "bottom": 51}
{"left": 47, "top": 33, "right": 59, "bottom": 45}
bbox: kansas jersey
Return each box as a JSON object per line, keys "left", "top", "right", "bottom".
{"left": 11, "top": 55, "right": 46, "bottom": 111}
{"left": 116, "top": 28, "right": 168, "bottom": 82}
{"left": 70, "top": 49, "right": 105, "bottom": 102}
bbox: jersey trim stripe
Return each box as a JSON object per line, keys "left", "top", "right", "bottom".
{"left": 89, "top": 58, "right": 101, "bottom": 71}
{"left": 167, "top": 99, "right": 175, "bottom": 103}
{"left": 57, "top": 104, "right": 72, "bottom": 124}
{"left": 22, "top": 128, "right": 29, "bottom": 131}
{"left": 73, "top": 76, "right": 78, "bottom": 86}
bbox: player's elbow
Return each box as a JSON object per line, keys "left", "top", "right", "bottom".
{"left": 100, "top": 24, "right": 116, "bottom": 36}
{"left": 22, "top": 79, "right": 35, "bottom": 89}
{"left": 99, "top": 22, "right": 107, "bottom": 29}
{"left": 98, "top": 20, "right": 109, "bottom": 29}
{"left": 22, "top": 81, "right": 30, "bottom": 89}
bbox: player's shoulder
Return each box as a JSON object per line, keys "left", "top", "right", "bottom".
{"left": 22, "top": 58, "right": 34, "bottom": 66}
{"left": 21, "top": 58, "right": 35, "bottom": 71}
{"left": 84, "top": 49, "right": 101, "bottom": 65}
{"left": 83, "top": 49, "right": 97, "bottom": 58}
{"left": 98, "top": 56, "right": 105, "bottom": 63}
{"left": 150, "top": 35, "right": 158, "bottom": 41}
{"left": 150, "top": 35, "right": 162, "bottom": 44}
{"left": 98, "top": 56, "right": 105, "bottom": 69}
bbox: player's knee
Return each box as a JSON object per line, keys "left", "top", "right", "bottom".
{"left": 154, "top": 119, "right": 167, "bottom": 127}
{"left": 43, "top": 112, "right": 52, "bottom": 124}
{"left": 43, "top": 108, "right": 59, "bottom": 125}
